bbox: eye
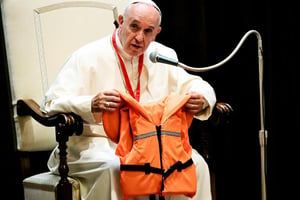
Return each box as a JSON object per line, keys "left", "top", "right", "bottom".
{"left": 130, "top": 23, "right": 139, "bottom": 31}
{"left": 144, "top": 28, "right": 154, "bottom": 35}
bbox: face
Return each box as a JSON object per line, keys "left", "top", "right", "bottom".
{"left": 118, "top": 3, "right": 162, "bottom": 57}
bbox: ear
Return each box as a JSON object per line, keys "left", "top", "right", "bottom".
{"left": 152, "top": 26, "right": 162, "bottom": 41}
{"left": 156, "top": 26, "right": 162, "bottom": 35}
{"left": 118, "top": 15, "right": 124, "bottom": 25}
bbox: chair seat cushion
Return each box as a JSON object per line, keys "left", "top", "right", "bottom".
{"left": 23, "top": 172, "right": 80, "bottom": 200}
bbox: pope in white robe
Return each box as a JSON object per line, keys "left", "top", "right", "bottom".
{"left": 41, "top": 1, "right": 216, "bottom": 200}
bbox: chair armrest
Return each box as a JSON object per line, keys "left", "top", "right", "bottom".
{"left": 16, "top": 99, "right": 83, "bottom": 200}
{"left": 17, "top": 99, "right": 83, "bottom": 135}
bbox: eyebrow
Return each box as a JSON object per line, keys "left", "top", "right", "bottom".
{"left": 130, "top": 19, "right": 156, "bottom": 30}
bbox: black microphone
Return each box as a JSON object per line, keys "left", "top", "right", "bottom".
{"left": 149, "top": 51, "right": 179, "bottom": 66}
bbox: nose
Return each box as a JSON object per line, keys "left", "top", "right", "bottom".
{"left": 135, "top": 31, "right": 144, "bottom": 42}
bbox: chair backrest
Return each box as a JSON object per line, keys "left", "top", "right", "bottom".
{"left": 1, "top": 0, "right": 128, "bottom": 151}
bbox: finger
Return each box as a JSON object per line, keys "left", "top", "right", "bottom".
{"left": 103, "top": 91, "right": 121, "bottom": 104}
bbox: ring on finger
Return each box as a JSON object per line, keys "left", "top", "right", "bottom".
{"left": 105, "top": 101, "right": 110, "bottom": 108}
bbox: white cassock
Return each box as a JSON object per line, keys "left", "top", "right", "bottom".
{"left": 42, "top": 29, "right": 216, "bottom": 200}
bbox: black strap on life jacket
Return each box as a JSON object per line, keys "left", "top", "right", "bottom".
{"left": 120, "top": 162, "right": 162, "bottom": 174}
{"left": 120, "top": 159, "right": 193, "bottom": 176}
{"left": 163, "top": 158, "right": 194, "bottom": 178}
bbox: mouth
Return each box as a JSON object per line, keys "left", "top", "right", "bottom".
{"left": 132, "top": 44, "right": 142, "bottom": 49}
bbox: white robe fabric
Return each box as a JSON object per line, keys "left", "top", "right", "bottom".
{"left": 42, "top": 30, "right": 216, "bottom": 200}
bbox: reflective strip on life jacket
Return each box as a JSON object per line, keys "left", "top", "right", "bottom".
{"left": 134, "top": 130, "right": 181, "bottom": 141}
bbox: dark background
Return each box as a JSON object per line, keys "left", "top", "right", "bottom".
{"left": 155, "top": 1, "right": 298, "bottom": 200}
{"left": 1, "top": 0, "right": 298, "bottom": 199}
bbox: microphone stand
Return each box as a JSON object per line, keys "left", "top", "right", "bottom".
{"left": 178, "top": 30, "right": 267, "bottom": 200}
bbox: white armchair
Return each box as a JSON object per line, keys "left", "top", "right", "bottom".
{"left": 1, "top": 0, "right": 127, "bottom": 199}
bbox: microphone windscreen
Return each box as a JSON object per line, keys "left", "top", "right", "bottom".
{"left": 149, "top": 51, "right": 158, "bottom": 63}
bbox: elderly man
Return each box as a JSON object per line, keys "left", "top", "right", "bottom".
{"left": 42, "top": 0, "right": 216, "bottom": 199}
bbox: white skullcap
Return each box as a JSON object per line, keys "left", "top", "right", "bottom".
{"left": 127, "top": 0, "right": 161, "bottom": 16}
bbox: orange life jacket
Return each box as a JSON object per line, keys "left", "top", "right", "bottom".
{"left": 103, "top": 91, "right": 196, "bottom": 199}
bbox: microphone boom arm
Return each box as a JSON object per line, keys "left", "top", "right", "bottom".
{"left": 178, "top": 30, "right": 262, "bottom": 72}
{"left": 179, "top": 29, "right": 267, "bottom": 200}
